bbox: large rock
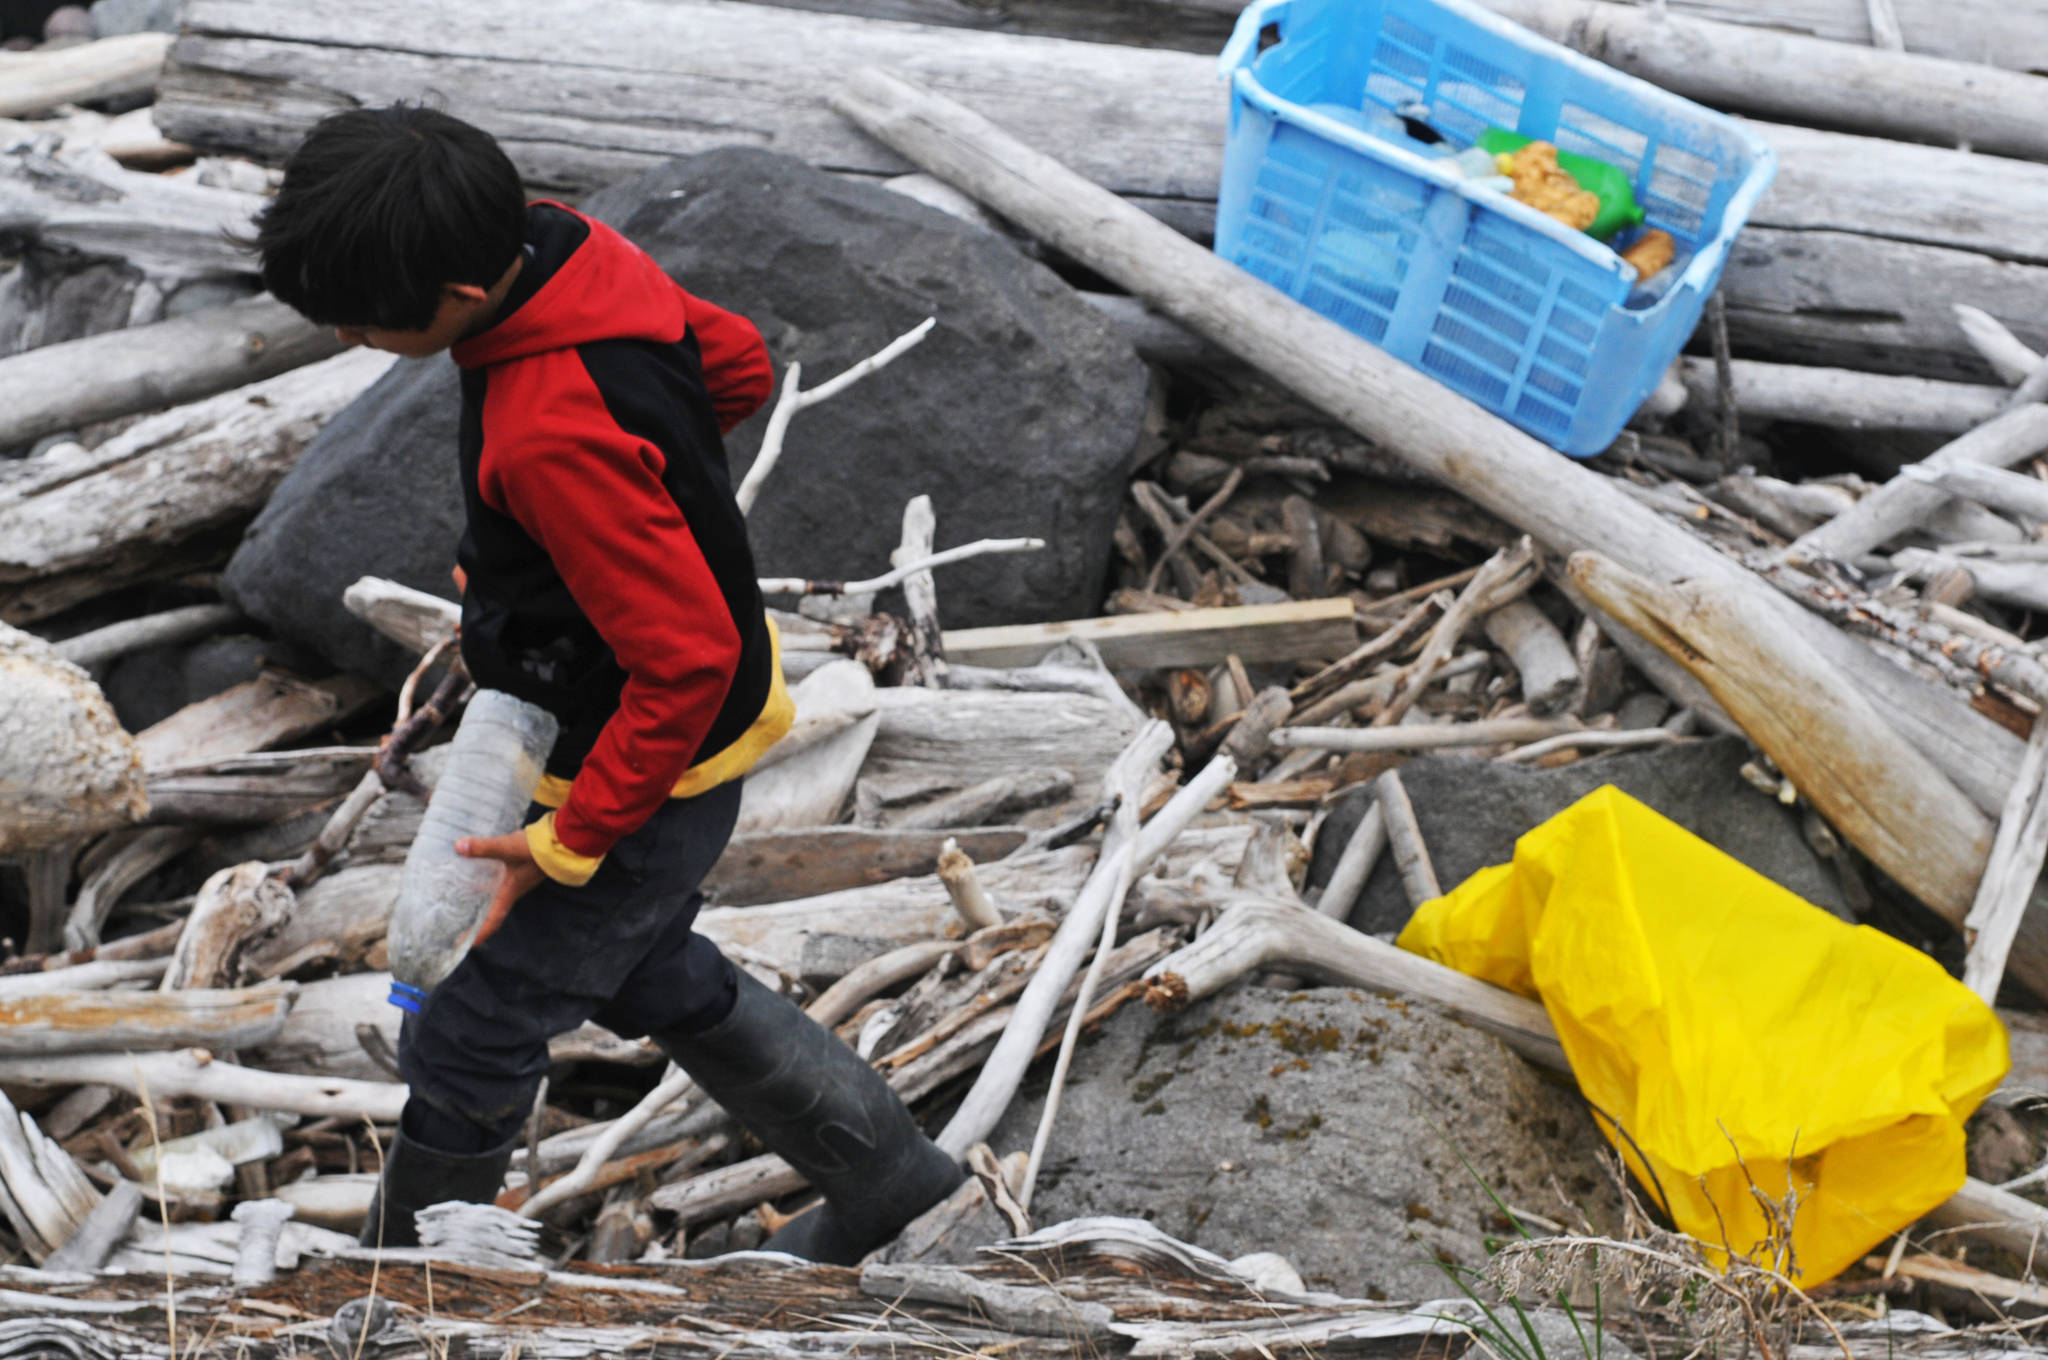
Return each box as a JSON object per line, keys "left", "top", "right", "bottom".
{"left": 580, "top": 147, "right": 1148, "bottom": 627}
{"left": 223, "top": 148, "right": 1147, "bottom": 687}
{"left": 991, "top": 985, "right": 1611, "bottom": 1300}
{"left": 222, "top": 357, "right": 463, "bottom": 690}
{"left": 1310, "top": 736, "right": 1847, "bottom": 937}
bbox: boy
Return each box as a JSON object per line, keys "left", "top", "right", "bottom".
{"left": 255, "top": 105, "right": 961, "bottom": 1262}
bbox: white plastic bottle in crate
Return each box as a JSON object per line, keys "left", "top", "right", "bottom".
{"left": 387, "top": 689, "right": 558, "bottom": 1012}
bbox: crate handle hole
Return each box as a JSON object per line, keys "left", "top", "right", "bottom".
{"left": 1257, "top": 21, "right": 1282, "bottom": 53}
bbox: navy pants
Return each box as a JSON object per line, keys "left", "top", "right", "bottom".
{"left": 396, "top": 780, "right": 744, "bottom": 1155}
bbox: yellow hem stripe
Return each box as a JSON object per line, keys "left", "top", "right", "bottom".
{"left": 530, "top": 618, "right": 797, "bottom": 822}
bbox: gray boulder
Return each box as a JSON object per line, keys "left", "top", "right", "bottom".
{"left": 1310, "top": 735, "right": 1846, "bottom": 937}
{"left": 580, "top": 146, "right": 1148, "bottom": 628}
{"left": 223, "top": 357, "right": 463, "bottom": 691}
{"left": 224, "top": 147, "right": 1146, "bottom": 687}
{"left": 991, "top": 985, "right": 1613, "bottom": 1300}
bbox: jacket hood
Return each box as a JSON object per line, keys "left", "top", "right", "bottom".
{"left": 452, "top": 202, "right": 687, "bottom": 370}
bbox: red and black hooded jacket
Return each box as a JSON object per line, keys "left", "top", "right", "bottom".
{"left": 450, "top": 202, "right": 792, "bottom": 886}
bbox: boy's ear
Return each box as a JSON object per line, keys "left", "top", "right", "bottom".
{"left": 445, "top": 282, "right": 491, "bottom": 304}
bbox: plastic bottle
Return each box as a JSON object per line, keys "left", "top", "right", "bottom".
{"left": 1476, "top": 127, "right": 1647, "bottom": 241}
{"left": 387, "top": 689, "right": 559, "bottom": 1012}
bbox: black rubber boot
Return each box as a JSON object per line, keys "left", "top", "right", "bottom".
{"left": 359, "top": 1128, "right": 518, "bottom": 1249}
{"left": 655, "top": 970, "right": 963, "bottom": 1264}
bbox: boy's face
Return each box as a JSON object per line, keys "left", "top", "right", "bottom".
{"left": 334, "top": 281, "right": 494, "bottom": 358}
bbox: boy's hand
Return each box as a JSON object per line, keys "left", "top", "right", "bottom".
{"left": 458, "top": 831, "right": 546, "bottom": 946}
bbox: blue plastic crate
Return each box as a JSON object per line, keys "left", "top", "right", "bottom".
{"left": 1215, "top": 0, "right": 1775, "bottom": 456}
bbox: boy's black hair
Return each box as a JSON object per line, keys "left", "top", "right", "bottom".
{"left": 255, "top": 105, "right": 526, "bottom": 332}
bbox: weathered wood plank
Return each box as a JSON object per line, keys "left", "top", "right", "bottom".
{"left": 942, "top": 598, "right": 1355, "bottom": 670}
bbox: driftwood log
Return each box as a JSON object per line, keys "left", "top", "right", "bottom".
{"left": 830, "top": 67, "right": 2023, "bottom": 819}
{"left": 0, "top": 146, "right": 263, "bottom": 283}
{"left": 0, "top": 1048, "right": 406, "bottom": 1121}
{"left": 1479, "top": 0, "right": 2048, "bottom": 162}
{"left": 1567, "top": 552, "right": 2010, "bottom": 969}
{"left": 0, "top": 981, "right": 295, "bottom": 1055}
{"left": 1674, "top": 357, "right": 2009, "bottom": 434}
{"left": 0, "top": 294, "right": 340, "bottom": 452}
{"left": 0, "top": 34, "right": 172, "bottom": 119}
{"left": 0, "top": 621, "right": 145, "bottom": 856}
{"left": 0, "top": 348, "right": 394, "bottom": 623}
{"left": 158, "top": 0, "right": 2048, "bottom": 377}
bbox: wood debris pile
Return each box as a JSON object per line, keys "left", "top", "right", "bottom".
{"left": 5, "top": 0, "right": 2048, "bottom": 1353}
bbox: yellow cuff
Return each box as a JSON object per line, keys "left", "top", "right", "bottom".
{"left": 525, "top": 811, "right": 604, "bottom": 887}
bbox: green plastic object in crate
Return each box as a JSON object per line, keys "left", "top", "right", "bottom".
{"left": 1474, "top": 127, "right": 1646, "bottom": 242}
{"left": 1214, "top": 0, "right": 1776, "bottom": 456}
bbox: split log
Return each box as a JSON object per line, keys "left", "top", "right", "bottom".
{"left": 702, "top": 826, "right": 1027, "bottom": 907}
{"left": 41, "top": 1181, "right": 140, "bottom": 1275}
{"left": 135, "top": 670, "right": 378, "bottom": 772}
{"left": 890, "top": 494, "right": 947, "bottom": 686}
{"left": 145, "top": 745, "right": 374, "bottom": 824}
{"left": 53, "top": 602, "right": 241, "bottom": 671}
{"left": 0, "top": 1048, "right": 407, "bottom": 1121}
{"left": 831, "top": 66, "right": 2022, "bottom": 820}
{"left": 1962, "top": 717, "right": 2048, "bottom": 1004}
{"left": 941, "top": 598, "right": 1355, "bottom": 670}
{"left": 1478, "top": 0, "right": 2048, "bottom": 162}
{"left": 157, "top": 0, "right": 2048, "bottom": 378}
{"left": 0, "top": 1087, "right": 99, "bottom": 1263}
{"left": 0, "top": 349, "right": 396, "bottom": 623}
{"left": 0, "top": 295, "right": 341, "bottom": 453}
{"left": 0, "top": 981, "right": 294, "bottom": 1055}
{"left": 161, "top": 862, "right": 293, "bottom": 990}
{"left": 1483, "top": 600, "right": 1578, "bottom": 716}
{"left": 1783, "top": 404, "right": 2048, "bottom": 565}
{"left": 1567, "top": 552, "right": 2017, "bottom": 979}
{"left": 0, "top": 621, "right": 145, "bottom": 856}
{"left": 1675, "top": 358, "right": 2008, "bottom": 434}
{"left": 0, "top": 33, "right": 172, "bottom": 119}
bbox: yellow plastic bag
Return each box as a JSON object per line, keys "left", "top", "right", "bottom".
{"left": 1396, "top": 786, "right": 2007, "bottom": 1284}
